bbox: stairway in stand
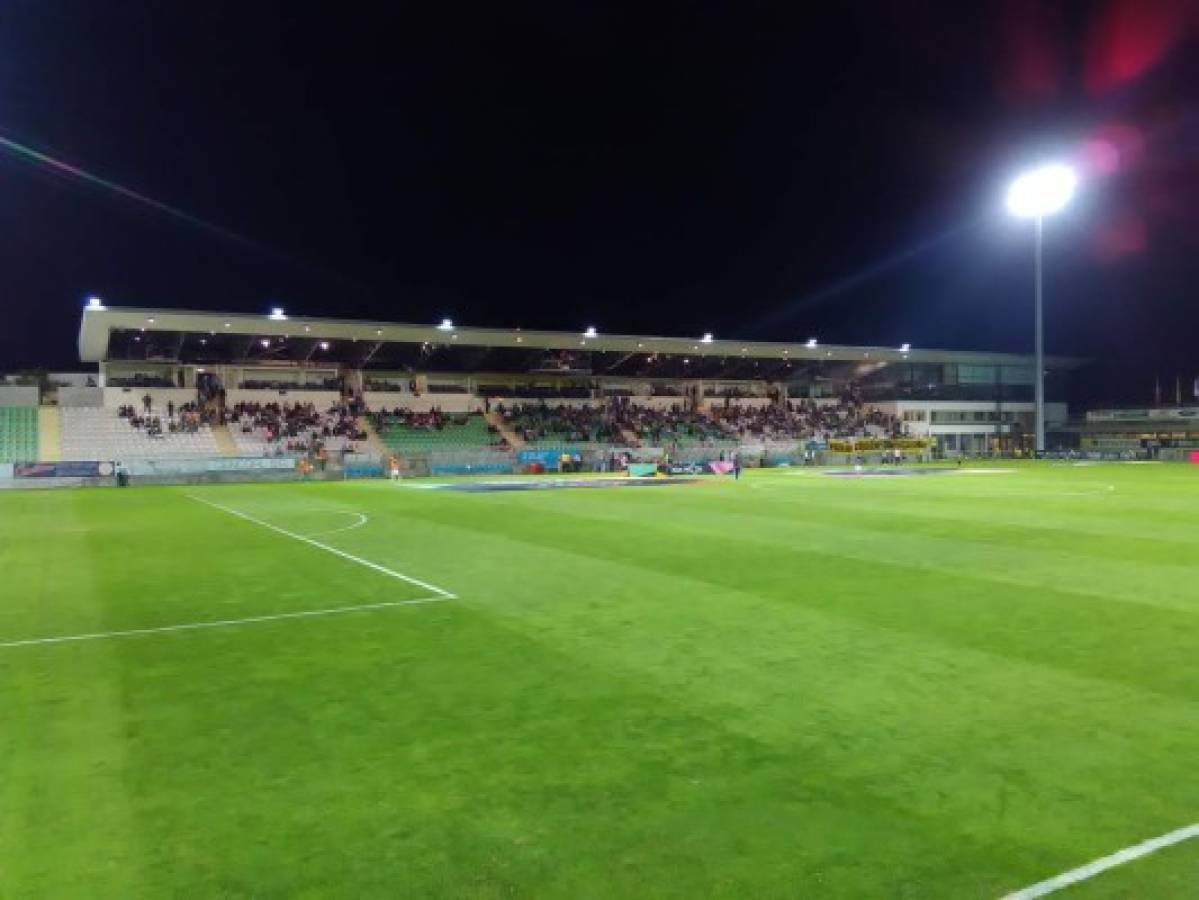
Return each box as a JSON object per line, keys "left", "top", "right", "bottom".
{"left": 485, "top": 412, "right": 525, "bottom": 449}
{"left": 210, "top": 424, "right": 239, "bottom": 456}
{"left": 356, "top": 416, "right": 389, "bottom": 457}
{"left": 37, "top": 407, "right": 61, "bottom": 461}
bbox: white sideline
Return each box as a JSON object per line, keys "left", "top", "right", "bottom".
{"left": 186, "top": 493, "right": 456, "bottom": 599}
{"left": 0, "top": 598, "right": 447, "bottom": 650}
{"left": 1001, "top": 823, "right": 1199, "bottom": 899}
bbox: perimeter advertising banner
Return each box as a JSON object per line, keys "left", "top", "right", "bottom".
{"left": 127, "top": 457, "right": 296, "bottom": 476}
{"left": 517, "top": 449, "right": 566, "bottom": 470}
{"left": 14, "top": 461, "right": 113, "bottom": 478}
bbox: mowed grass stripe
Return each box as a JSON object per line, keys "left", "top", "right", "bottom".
{"left": 0, "top": 490, "right": 434, "bottom": 643}
{"left": 328, "top": 481, "right": 1199, "bottom": 896}
{"left": 2, "top": 468, "right": 1196, "bottom": 898}
{"left": 495, "top": 485, "right": 1199, "bottom": 613}
{"left": 581, "top": 469, "right": 1199, "bottom": 556}
{"left": 0, "top": 491, "right": 144, "bottom": 897}
{"left": 19, "top": 583, "right": 1060, "bottom": 899}
{"left": 377, "top": 493, "right": 1199, "bottom": 701}
{"left": 741, "top": 470, "right": 1199, "bottom": 539}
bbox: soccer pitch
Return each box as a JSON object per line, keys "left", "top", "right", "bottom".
{"left": 2, "top": 463, "right": 1197, "bottom": 898}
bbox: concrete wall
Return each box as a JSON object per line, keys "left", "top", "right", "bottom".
{"left": 104, "top": 387, "right": 197, "bottom": 409}
{"left": 486, "top": 398, "right": 600, "bottom": 410}
{"left": 366, "top": 392, "right": 480, "bottom": 413}
{"left": 0, "top": 385, "right": 38, "bottom": 407}
{"left": 224, "top": 389, "right": 343, "bottom": 408}
{"left": 56, "top": 387, "right": 104, "bottom": 408}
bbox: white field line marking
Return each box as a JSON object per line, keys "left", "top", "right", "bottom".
{"left": 1001, "top": 823, "right": 1199, "bottom": 899}
{"left": 186, "top": 494, "right": 456, "bottom": 599}
{"left": 304, "top": 510, "right": 369, "bottom": 538}
{"left": 1061, "top": 484, "right": 1116, "bottom": 497}
{"left": 0, "top": 598, "right": 447, "bottom": 650}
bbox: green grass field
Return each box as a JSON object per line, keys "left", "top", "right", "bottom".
{"left": 2, "top": 463, "right": 1197, "bottom": 898}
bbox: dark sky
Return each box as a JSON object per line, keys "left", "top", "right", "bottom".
{"left": 1, "top": 1, "right": 1196, "bottom": 401}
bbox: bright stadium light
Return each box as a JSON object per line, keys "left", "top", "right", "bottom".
{"left": 700, "top": 332, "right": 713, "bottom": 344}
{"left": 900, "top": 342, "right": 911, "bottom": 353}
{"left": 583, "top": 326, "right": 598, "bottom": 338}
{"left": 806, "top": 338, "right": 817, "bottom": 349}
{"left": 437, "top": 318, "right": 454, "bottom": 331}
{"left": 260, "top": 338, "right": 270, "bottom": 348}
{"left": 1006, "top": 161, "right": 1078, "bottom": 454}
{"left": 86, "top": 296, "right": 106, "bottom": 310}
{"left": 319, "top": 341, "right": 330, "bottom": 350}
{"left": 268, "top": 307, "right": 287, "bottom": 320}
{"left": 1006, "top": 163, "right": 1077, "bottom": 218}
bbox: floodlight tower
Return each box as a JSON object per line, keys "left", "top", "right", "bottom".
{"left": 1006, "top": 163, "right": 1077, "bottom": 454}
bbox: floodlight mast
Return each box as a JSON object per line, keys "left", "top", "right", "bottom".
{"left": 1006, "top": 163, "right": 1077, "bottom": 454}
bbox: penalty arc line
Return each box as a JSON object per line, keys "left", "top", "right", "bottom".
{"left": 303, "top": 510, "right": 370, "bottom": 538}
{"left": 1000, "top": 823, "right": 1199, "bottom": 899}
{"left": 186, "top": 494, "right": 456, "bottom": 599}
{"left": 0, "top": 598, "right": 448, "bottom": 650}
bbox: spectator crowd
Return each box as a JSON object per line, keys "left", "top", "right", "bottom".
{"left": 710, "top": 397, "right": 903, "bottom": 442}
{"left": 498, "top": 402, "right": 623, "bottom": 445}
{"left": 230, "top": 400, "right": 367, "bottom": 456}
{"left": 118, "top": 399, "right": 209, "bottom": 438}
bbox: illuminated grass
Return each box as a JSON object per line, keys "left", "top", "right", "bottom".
{"left": 1, "top": 463, "right": 1196, "bottom": 898}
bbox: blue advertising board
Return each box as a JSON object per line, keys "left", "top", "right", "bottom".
{"left": 516, "top": 449, "right": 565, "bottom": 470}
{"left": 14, "top": 461, "right": 113, "bottom": 478}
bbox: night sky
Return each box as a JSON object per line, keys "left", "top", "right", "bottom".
{"left": 1, "top": 1, "right": 1196, "bottom": 402}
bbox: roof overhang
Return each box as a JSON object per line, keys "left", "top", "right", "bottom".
{"left": 79, "top": 306, "right": 1085, "bottom": 369}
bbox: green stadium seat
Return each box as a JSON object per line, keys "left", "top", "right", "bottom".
{"left": 377, "top": 414, "right": 498, "bottom": 453}
{"left": 0, "top": 407, "right": 39, "bottom": 463}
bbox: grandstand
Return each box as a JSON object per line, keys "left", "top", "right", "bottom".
{"left": 0, "top": 305, "right": 1097, "bottom": 479}
{"left": 66, "top": 306, "right": 1083, "bottom": 459}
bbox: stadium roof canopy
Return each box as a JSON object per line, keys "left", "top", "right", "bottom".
{"left": 79, "top": 306, "right": 1083, "bottom": 379}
